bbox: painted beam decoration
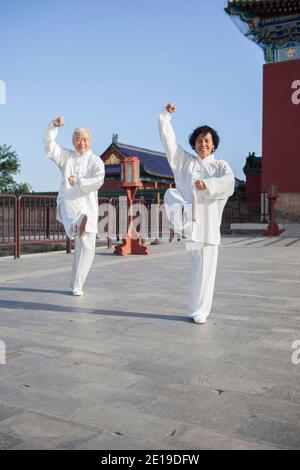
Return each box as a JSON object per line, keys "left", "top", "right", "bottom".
{"left": 225, "top": 0, "right": 300, "bottom": 62}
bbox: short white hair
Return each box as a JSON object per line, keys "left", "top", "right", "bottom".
{"left": 72, "top": 127, "right": 92, "bottom": 142}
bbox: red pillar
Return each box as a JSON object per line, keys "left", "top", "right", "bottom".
{"left": 262, "top": 60, "right": 300, "bottom": 193}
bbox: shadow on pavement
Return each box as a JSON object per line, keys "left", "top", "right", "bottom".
{"left": 0, "top": 298, "right": 190, "bottom": 323}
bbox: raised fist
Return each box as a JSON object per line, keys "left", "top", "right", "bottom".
{"left": 166, "top": 103, "right": 176, "bottom": 113}
{"left": 68, "top": 176, "right": 76, "bottom": 187}
{"left": 195, "top": 180, "right": 206, "bottom": 191}
{"left": 52, "top": 116, "right": 65, "bottom": 127}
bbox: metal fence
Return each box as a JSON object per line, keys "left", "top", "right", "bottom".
{"left": 0, "top": 195, "right": 18, "bottom": 258}
{"left": 18, "top": 195, "right": 67, "bottom": 254}
{"left": 0, "top": 195, "right": 69, "bottom": 259}
{"left": 223, "top": 192, "right": 269, "bottom": 226}
{"left": 0, "top": 192, "right": 270, "bottom": 259}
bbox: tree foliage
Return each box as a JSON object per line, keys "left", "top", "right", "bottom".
{"left": 0, "top": 144, "right": 32, "bottom": 193}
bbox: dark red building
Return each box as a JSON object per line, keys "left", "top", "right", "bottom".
{"left": 262, "top": 59, "right": 300, "bottom": 194}
{"left": 226, "top": 0, "right": 300, "bottom": 222}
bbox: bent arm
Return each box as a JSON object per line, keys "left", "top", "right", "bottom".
{"left": 158, "top": 108, "right": 188, "bottom": 175}
{"left": 78, "top": 158, "right": 105, "bottom": 193}
{"left": 44, "top": 123, "right": 68, "bottom": 168}
{"left": 202, "top": 161, "right": 235, "bottom": 200}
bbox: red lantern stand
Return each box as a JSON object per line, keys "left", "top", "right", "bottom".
{"left": 151, "top": 191, "right": 163, "bottom": 246}
{"left": 114, "top": 157, "right": 148, "bottom": 256}
{"left": 263, "top": 183, "right": 283, "bottom": 236}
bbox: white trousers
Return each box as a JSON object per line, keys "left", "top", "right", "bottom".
{"left": 58, "top": 199, "right": 82, "bottom": 239}
{"left": 58, "top": 199, "right": 96, "bottom": 292}
{"left": 187, "top": 243, "right": 219, "bottom": 323}
{"left": 70, "top": 233, "right": 96, "bottom": 292}
{"left": 165, "top": 188, "right": 219, "bottom": 322}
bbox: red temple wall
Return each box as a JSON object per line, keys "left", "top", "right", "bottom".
{"left": 102, "top": 181, "right": 122, "bottom": 191}
{"left": 262, "top": 60, "right": 300, "bottom": 193}
{"left": 245, "top": 174, "right": 261, "bottom": 193}
{"left": 245, "top": 174, "right": 261, "bottom": 203}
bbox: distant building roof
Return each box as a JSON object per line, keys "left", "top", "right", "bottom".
{"left": 226, "top": 0, "right": 300, "bottom": 14}
{"left": 225, "top": 0, "right": 300, "bottom": 62}
{"left": 243, "top": 152, "right": 262, "bottom": 176}
{"left": 101, "top": 141, "right": 174, "bottom": 180}
{"left": 117, "top": 142, "right": 174, "bottom": 178}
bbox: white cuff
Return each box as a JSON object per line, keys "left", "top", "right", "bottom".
{"left": 160, "top": 108, "right": 171, "bottom": 119}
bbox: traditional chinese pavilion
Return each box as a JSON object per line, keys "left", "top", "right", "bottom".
{"left": 100, "top": 134, "right": 174, "bottom": 193}
{"left": 226, "top": 0, "right": 300, "bottom": 220}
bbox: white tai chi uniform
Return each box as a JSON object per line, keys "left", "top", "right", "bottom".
{"left": 44, "top": 123, "right": 105, "bottom": 293}
{"left": 158, "top": 109, "right": 235, "bottom": 323}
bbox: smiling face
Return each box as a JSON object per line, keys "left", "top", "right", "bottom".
{"left": 194, "top": 132, "right": 214, "bottom": 159}
{"left": 73, "top": 131, "right": 91, "bottom": 155}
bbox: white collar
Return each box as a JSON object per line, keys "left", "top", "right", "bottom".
{"left": 197, "top": 153, "right": 215, "bottom": 165}
{"left": 74, "top": 149, "right": 92, "bottom": 159}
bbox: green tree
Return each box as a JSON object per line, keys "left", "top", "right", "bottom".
{"left": 12, "top": 182, "right": 33, "bottom": 193}
{"left": 0, "top": 144, "right": 32, "bottom": 193}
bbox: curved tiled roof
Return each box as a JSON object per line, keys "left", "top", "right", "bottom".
{"left": 118, "top": 143, "right": 173, "bottom": 179}
{"left": 226, "top": 0, "right": 300, "bottom": 14}
{"left": 103, "top": 142, "right": 174, "bottom": 179}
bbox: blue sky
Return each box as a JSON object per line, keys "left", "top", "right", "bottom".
{"left": 0, "top": 0, "right": 264, "bottom": 191}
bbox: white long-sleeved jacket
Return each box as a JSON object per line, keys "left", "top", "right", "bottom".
{"left": 159, "top": 108, "right": 235, "bottom": 245}
{"left": 44, "top": 123, "right": 105, "bottom": 233}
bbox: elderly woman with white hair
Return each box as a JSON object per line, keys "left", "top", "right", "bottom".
{"left": 44, "top": 116, "right": 105, "bottom": 296}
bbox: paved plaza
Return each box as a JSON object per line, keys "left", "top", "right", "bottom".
{"left": 0, "top": 235, "right": 300, "bottom": 450}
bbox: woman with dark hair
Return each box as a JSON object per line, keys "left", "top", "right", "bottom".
{"left": 158, "top": 103, "right": 235, "bottom": 324}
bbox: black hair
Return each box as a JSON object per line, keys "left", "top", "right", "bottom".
{"left": 188, "top": 125, "right": 220, "bottom": 152}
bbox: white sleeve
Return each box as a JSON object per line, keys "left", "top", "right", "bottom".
{"left": 202, "top": 161, "right": 235, "bottom": 200}
{"left": 158, "top": 108, "right": 189, "bottom": 176}
{"left": 44, "top": 123, "right": 69, "bottom": 169}
{"left": 78, "top": 157, "right": 105, "bottom": 193}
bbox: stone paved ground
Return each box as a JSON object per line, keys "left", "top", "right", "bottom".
{"left": 0, "top": 235, "right": 300, "bottom": 450}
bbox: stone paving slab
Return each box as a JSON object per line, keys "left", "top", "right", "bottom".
{"left": 0, "top": 236, "right": 300, "bottom": 449}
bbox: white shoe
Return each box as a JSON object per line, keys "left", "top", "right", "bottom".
{"left": 72, "top": 289, "right": 83, "bottom": 296}
{"left": 191, "top": 314, "right": 207, "bottom": 324}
